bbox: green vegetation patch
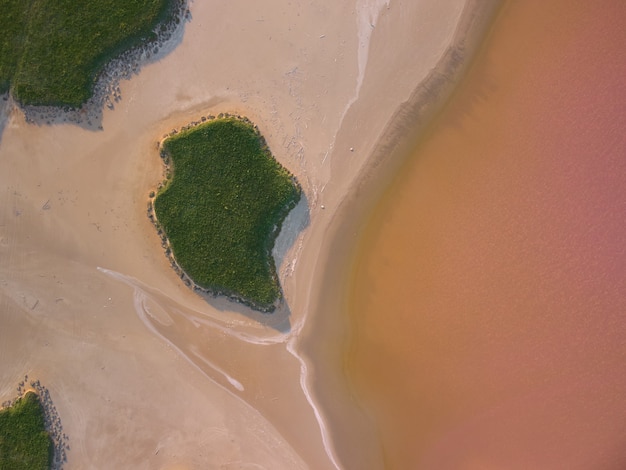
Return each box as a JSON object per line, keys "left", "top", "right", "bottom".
{"left": 154, "top": 117, "right": 302, "bottom": 311}
{"left": 0, "top": 392, "right": 52, "bottom": 470}
{"left": 0, "top": 0, "right": 182, "bottom": 107}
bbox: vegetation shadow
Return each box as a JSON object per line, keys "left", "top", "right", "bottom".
{"left": 193, "top": 193, "right": 310, "bottom": 334}
{"left": 0, "top": 96, "right": 8, "bottom": 145}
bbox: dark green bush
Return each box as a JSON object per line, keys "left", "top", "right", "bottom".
{"left": 154, "top": 117, "right": 301, "bottom": 310}
{"left": 0, "top": 392, "right": 52, "bottom": 470}
{"left": 0, "top": 0, "right": 180, "bottom": 107}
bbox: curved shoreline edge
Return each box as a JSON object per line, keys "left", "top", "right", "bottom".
{"left": 297, "top": 0, "right": 504, "bottom": 468}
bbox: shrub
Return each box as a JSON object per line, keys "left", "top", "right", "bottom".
{"left": 154, "top": 117, "right": 301, "bottom": 311}
{"left": 0, "top": 0, "right": 182, "bottom": 107}
{"left": 0, "top": 392, "right": 52, "bottom": 470}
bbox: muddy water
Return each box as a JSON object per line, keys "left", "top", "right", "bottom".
{"left": 347, "top": 1, "right": 626, "bottom": 468}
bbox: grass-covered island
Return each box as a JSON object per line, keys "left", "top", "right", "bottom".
{"left": 152, "top": 116, "right": 302, "bottom": 312}
{"left": 0, "top": 0, "right": 184, "bottom": 107}
{"left": 0, "top": 391, "right": 52, "bottom": 470}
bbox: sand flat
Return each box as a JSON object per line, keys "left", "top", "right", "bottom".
{"left": 346, "top": 0, "right": 626, "bottom": 468}
{"left": 0, "top": 0, "right": 512, "bottom": 469}
{"left": 0, "top": 0, "right": 483, "bottom": 468}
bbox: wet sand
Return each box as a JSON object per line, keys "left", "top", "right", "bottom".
{"left": 346, "top": 0, "right": 626, "bottom": 468}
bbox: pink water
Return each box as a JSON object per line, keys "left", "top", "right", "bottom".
{"left": 347, "top": 1, "right": 626, "bottom": 468}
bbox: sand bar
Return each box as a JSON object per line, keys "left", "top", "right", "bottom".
{"left": 0, "top": 0, "right": 495, "bottom": 468}
{"left": 298, "top": 1, "right": 502, "bottom": 468}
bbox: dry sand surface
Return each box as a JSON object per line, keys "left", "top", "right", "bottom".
{"left": 0, "top": 0, "right": 485, "bottom": 468}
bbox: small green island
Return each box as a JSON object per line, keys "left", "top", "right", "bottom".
{"left": 0, "top": 0, "right": 184, "bottom": 107}
{"left": 152, "top": 116, "right": 302, "bottom": 312}
{"left": 0, "top": 391, "right": 52, "bottom": 470}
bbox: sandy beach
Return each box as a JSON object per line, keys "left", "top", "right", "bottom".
{"left": 0, "top": 0, "right": 499, "bottom": 468}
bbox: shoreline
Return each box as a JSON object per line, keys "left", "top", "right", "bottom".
{"left": 298, "top": 0, "right": 503, "bottom": 467}
{"left": 339, "top": 0, "right": 626, "bottom": 466}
